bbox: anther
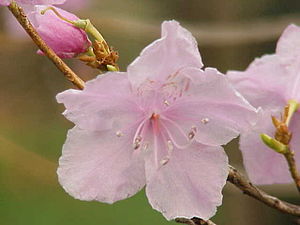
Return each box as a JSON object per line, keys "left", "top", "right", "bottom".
{"left": 188, "top": 126, "right": 197, "bottom": 140}
{"left": 201, "top": 118, "right": 210, "bottom": 124}
{"left": 133, "top": 136, "right": 142, "bottom": 149}
{"left": 164, "top": 100, "right": 170, "bottom": 106}
{"left": 116, "top": 131, "right": 124, "bottom": 137}
{"left": 143, "top": 142, "right": 149, "bottom": 152}
{"left": 167, "top": 140, "right": 174, "bottom": 151}
{"left": 160, "top": 158, "right": 169, "bottom": 166}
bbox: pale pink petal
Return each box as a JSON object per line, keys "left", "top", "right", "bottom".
{"left": 128, "top": 20, "right": 203, "bottom": 87}
{"left": 275, "top": 25, "right": 300, "bottom": 100}
{"left": 145, "top": 140, "right": 228, "bottom": 220}
{"left": 229, "top": 25, "right": 300, "bottom": 103}
{"left": 227, "top": 55, "right": 288, "bottom": 109}
{"left": 276, "top": 24, "right": 300, "bottom": 60}
{"left": 164, "top": 67, "right": 257, "bottom": 146}
{"left": 240, "top": 109, "right": 293, "bottom": 185}
{"left": 57, "top": 72, "right": 144, "bottom": 132}
{"left": 57, "top": 126, "right": 146, "bottom": 203}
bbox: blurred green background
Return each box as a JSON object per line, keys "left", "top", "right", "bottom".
{"left": 1, "top": 0, "right": 300, "bottom": 224}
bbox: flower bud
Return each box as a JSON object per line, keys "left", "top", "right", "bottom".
{"left": 28, "top": 5, "right": 91, "bottom": 58}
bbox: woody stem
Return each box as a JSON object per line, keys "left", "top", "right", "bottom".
{"left": 175, "top": 217, "right": 216, "bottom": 225}
{"left": 284, "top": 148, "right": 300, "bottom": 193}
{"left": 228, "top": 165, "right": 300, "bottom": 215}
{"left": 284, "top": 100, "right": 300, "bottom": 193}
{"left": 7, "top": 1, "right": 85, "bottom": 90}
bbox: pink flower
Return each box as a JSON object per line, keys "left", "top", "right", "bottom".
{"left": 57, "top": 21, "right": 257, "bottom": 220}
{"left": 0, "top": 0, "right": 65, "bottom": 6}
{"left": 227, "top": 24, "right": 300, "bottom": 185}
{"left": 28, "top": 5, "right": 91, "bottom": 58}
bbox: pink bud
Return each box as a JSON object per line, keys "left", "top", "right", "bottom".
{"left": 28, "top": 5, "right": 91, "bottom": 58}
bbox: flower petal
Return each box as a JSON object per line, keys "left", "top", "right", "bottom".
{"left": 276, "top": 24, "right": 300, "bottom": 60}
{"left": 227, "top": 55, "right": 288, "bottom": 109}
{"left": 145, "top": 142, "right": 228, "bottom": 220}
{"left": 56, "top": 72, "right": 143, "bottom": 132}
{"left": 57, "top": 126, "right": 146, "bottom": 203}
{"left": 275, "top": 25, "right": 300, "bottom": 100}
{"left": 164, "top": 67, "right": 257, "bottom": 146}
{"left": 240, "top": 109, "right": 293, "bottom": 185}
{"left": 128, "top": 20, "right": 203, "bottom": 87}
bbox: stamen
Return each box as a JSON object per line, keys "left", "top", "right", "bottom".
{"left": 40, "top": 7, "right": 75, "bottom": 25}
{"left": 160, "top": 117, "right": 192, "bottom": 149}
{"left": 164, "top": 100, "right": 170, "bottom": 106}
{"left": 160, "top": 158, "right": 170, "bottom": 166}
{"left": 143, "top": 142, "right": 149, "bottom": 152}
{"left": 133, "top": 136, "right": 142, "bottom": 150}
{"left": 188, "top": 126, "right": 197, "bottom": 140}
{"left": 201, "top": 118, "right": 210, "bottom": 124}
{"left": 132, "top": 118, "right": 148, "bottom": 150}
{"left": 116, "top": 131, "right": 124, "bottom": 137}
{"left": 167, "top": 140, "right": 174, "bottom": 152}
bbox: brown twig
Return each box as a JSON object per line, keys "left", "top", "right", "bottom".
{"left": 228, "top": 165, "right": 300, "bottom": 216}
{"left": 7, "top": 1, "right": 85, "bottom": 90}
{"left": 175, "top": 217, "right": 216, "bottom": 225}
{"left": 284, "top": 150, "right": 300, "bottom": 193}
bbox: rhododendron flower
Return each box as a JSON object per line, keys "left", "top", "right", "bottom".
{"left": 227, "top": 24, "right": 300, "bottom": 185}
{"left": 0, "top": 0, "right": 65, "bottom": 6}
{"left": 57, "top": 21, "right": 257, "bottom": 220}
{"left": 28, "top": 5, "right": 91, "bottom": 58}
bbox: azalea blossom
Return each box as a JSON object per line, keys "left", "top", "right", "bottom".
{"left": 227, "top": 24, "right": 300, "bottom": 185}
{"left": 57, "top": 20, "right": 257, "bottom": 220}
{"left": 28, "top": 5, "right": 91, "bottom": 58}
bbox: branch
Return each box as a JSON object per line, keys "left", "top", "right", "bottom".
{"left": 175, "top": 217, "right": 216, "bottom": 225}
{"left": 284, "top": 149, "right": 300, "bottom": 193}
{"left": 228, "top": 165, "right": 300, "bottom": 216}
{"left": 7, "top": 1, "right": 85, "bottom": 90}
